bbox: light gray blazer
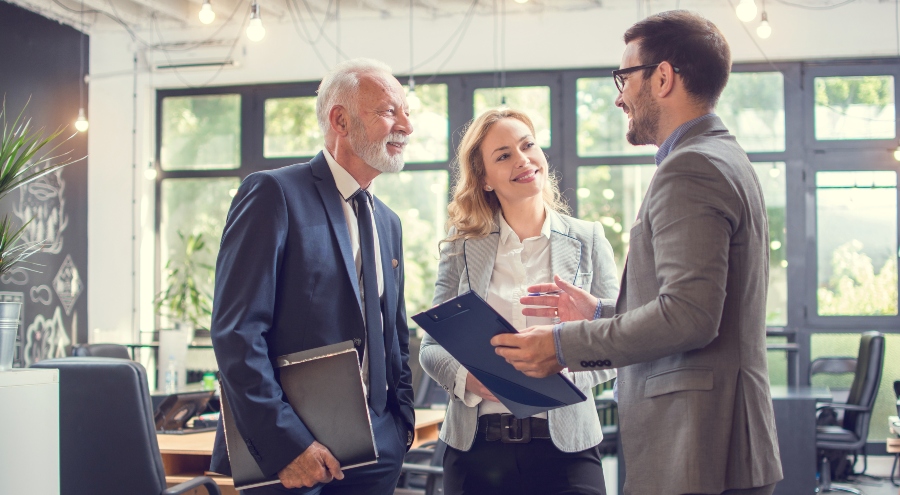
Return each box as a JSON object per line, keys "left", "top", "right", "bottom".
{"left": 420, "top": 209, "right": 618, "bottom": 453}
{"left": 558, "top": 116, "right": 783, "bottom": 494}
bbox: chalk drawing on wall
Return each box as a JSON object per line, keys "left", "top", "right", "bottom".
{"left": 1, "top": 268, "right": 29, "bottom": 286}
{"left": 12, "top": 169, "right": 68, "bottom": 255}
{"left": 24, "top": 306, "right": 68, "bottom": 366}
{"left": 30, "top": 285, "right": 52, "bottom": 305}
{"left": 53, "top": 254, "right": 82, "bottom": 316}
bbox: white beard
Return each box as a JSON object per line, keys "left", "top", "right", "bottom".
{"left": 349, "top": 118, "right": 407, "bottom": 174}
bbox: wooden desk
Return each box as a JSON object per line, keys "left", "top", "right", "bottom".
{"left": 158, "top": 408, "right": 445, "bottom": 492}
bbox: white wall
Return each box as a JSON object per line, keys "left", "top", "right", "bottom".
{"left": 87, "top": 1, "right": 897, "bottom": 341}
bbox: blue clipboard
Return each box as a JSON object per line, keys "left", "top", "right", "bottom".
{"left": 413, "top": 291, "right": 587, "bottom": 418}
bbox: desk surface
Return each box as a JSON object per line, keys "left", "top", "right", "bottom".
{"left": 158, "top": 408, "right": 446, "bottom": 455}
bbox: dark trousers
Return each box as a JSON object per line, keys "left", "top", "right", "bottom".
{"left": 242, "top": 407, "right": 406, "bottom": 495}
{"left": 443, "top": 435, "right": 607, "bottom": 495}
{"left": 683, "top": 484, "right": 777, "bottom": 495}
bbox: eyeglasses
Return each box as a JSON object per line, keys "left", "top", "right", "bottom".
{"left": 612, "top": 63, "right": 680, "bottom": 93}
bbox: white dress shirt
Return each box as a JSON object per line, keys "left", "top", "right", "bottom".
{"left": 323, "top": 149, "right": 384, "bottom": 397}
{"left": 454, "top": 211, "right": 555, "bottom": 418}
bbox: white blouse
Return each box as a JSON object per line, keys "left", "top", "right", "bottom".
{"left": 453, "top": 211, "right": 555, "bottom": 418}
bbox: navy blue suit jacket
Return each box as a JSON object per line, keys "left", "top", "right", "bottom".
{"left": 209, "top": 152, "right": 415, "bottom": 477}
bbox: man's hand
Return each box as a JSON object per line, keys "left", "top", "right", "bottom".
{"left": 277, "top": 441, "right": 344, "bottom": 489}
{"left": 491, "top": 325, "right": 563, "bottom": 378}
{"left": 520, "top": 275, "right": 599, "bottom": 322}
{"left": 465, "top": 372, "right": 500, "bottom": 402}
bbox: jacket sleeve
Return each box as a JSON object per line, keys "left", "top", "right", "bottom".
{"left": 419, "top": 233, "right": 468, "bottom": 402}
{"left": 211, "top": 172, "right": 314, "bottom": 476}
{"left": 569, "top": 220, "right": 619, "bottom": 388}
{"left": 560, "top": 152, "right": 737, "bottom": 371}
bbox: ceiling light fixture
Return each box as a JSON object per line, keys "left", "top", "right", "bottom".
{"left": 199, "top": 0, "right": 215, "bottom": 24}
{"left": 736, "top": 0, "right": 758, "bottom": 22}
{"left": 756, "top": 11, "right": 772, "bottom": 39}
{"left": 75, "top": 0, "right": 88, "bottom": 132}
{"left": 893, "top": 145, "right": 900, "bottom": 162}
{"left": 246, "top": 1, "right": 266, "bottom": 42}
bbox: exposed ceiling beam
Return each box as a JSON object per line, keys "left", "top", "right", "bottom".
{"left": 127, "top": 0, "right": 189, "bottom": 23}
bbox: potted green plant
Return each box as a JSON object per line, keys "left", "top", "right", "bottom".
{"left": 0, "top": 99, "right": 81, "bottom": 370}
{"left": 153, "top": 230, "right": 215, "bottom": 344}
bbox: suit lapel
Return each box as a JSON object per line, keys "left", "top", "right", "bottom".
{"left": 461, "top": 231, "right": 499, "bottom": 297}
{"left": 310, "top": 154, "right": 363, "bottom": 313}
{"left": 548, "top": 211, "right": 582, "bottom": 286}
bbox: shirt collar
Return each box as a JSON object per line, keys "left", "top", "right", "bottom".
{"left": 497, "top": 206, "right": 552, "bottom": 245}
{"left": 654, "top": 113, "right": 717, "bottom": 166}
{"left": 323, "top": 148, "right": 365, "bottom": 201}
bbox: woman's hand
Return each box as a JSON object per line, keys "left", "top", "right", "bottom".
{"left": 465, "top": 372, "right": 499, "bottom": 402}
{"left": 520, "top": 274, "right": 599, "bottom": 322}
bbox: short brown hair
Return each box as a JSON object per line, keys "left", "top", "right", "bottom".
{"left": 624, "top": 10, "right": 731, "bottom": 108}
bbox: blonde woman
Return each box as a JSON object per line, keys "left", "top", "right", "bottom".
{"left": 420, "top": 108, "right": 618, "bottom": 495}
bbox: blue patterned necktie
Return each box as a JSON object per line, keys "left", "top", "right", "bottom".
{"left": 352, "top": 189, "right": 387, "bottom": 414}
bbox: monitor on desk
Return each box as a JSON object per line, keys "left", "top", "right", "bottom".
{"left": 154, "top": 390, "right": 215, "bottom": 434}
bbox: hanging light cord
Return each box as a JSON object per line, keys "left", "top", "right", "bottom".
{"left": 79, "top": 0, "right": 85, "bottom": 111}
{"left": 409, "top": 0, "right": 414, "bottom": 76}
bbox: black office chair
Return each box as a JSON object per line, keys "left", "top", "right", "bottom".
{"left": 31, "top": 357, "right": 221, "bottom": 495}
{"left": 815, "top": 331, "right": 884, "bottom": 494}
{"left": 397, "top": 439, "right": 446, "bottom": 495}
{"left": 414, "top": 373, "right": 449, "bottom": 410}
{"left": 71, "top": 343, "right": 132, "bottom": 360}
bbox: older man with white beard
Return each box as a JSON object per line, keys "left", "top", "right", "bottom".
{"left": 209, "top": 58, "right": 417, "bottom": 495}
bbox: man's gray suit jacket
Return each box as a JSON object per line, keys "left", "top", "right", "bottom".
{"left": 559, "top": 116, "right": 783, "bottom": 495}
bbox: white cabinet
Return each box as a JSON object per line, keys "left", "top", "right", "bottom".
{"left": 0, "top": 368, "right": 59, "bottom": 495}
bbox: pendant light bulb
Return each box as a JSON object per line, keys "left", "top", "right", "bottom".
{"left": 893, "top": 145, "right": 900, "bottom": 162}
{"left": 74, "top": 108, "right": 89, "bottom": 132}
{"left": 756, "top": 12, "right": 772, "bottom": 39}
{"left": 736, "top": 0, "right": 758, "bottom": 22}
{"left": 199, "top": 0, "right": 215, "bottom": 24}
{"left": 407, "top": 76, "right": 422, "bottom": 112}
{"left": 246, "top": 2, "right": 266, "bottom": 42}
{"left": 514, "top": 0, "right": 529, "bottom": 3}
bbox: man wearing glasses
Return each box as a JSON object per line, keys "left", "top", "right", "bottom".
{"left": 494, "top": 10, "right": 783, "bottom": 495}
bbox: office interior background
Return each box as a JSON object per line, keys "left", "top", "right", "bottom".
{"left": 3, "top": 0, "right": 900, "bottom": 486}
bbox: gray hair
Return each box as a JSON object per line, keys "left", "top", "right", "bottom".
{"left": 316, "top": 58, "right": 394, "bottom": 136}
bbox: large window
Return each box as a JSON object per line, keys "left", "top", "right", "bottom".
{"left": 474, "top": 86, "right": 552, "bottom": 148}
{"left": 814, "top": 75, "right": 895, "bottom": 141}
{"left": 576, "top": 77, "right": 652, "bottom": 157}
{"left": 816, "top": 171, "right": 897, "bottom": 316}
{"left": 264, "top": 96, "right": 321, "bottom": 158}
{"left": 156, "top": 61, "right": 900, "bottom": 449}
{"left": 161, "top": 94, "right": 240, "bottom": 170}
{"left": 374, "top": 171, "right": 449, "bottom": 333}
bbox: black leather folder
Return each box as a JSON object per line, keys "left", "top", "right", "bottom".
{"left": 220, "top": 341, "right": 377, "bottom": 490}
{"left": 413, "top": 291, "right": 587, "bottom": 419}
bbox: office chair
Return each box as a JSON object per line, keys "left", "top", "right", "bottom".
{"left": 414, "top": 373, "right": 449, "bottom": 409}
{"left": 71, "top": 343, "right": 132, "bottom": 360}
{"left": 31, "top": 357, "right": 221, "bottom": 495}
{"left": 397, "top": 439, "right": 446, "bottom": 495}
{"left": 815, "top": 331, "right": 884, "bottom": 494}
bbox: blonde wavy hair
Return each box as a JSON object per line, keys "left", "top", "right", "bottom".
{"left": 444, "top": 108, "right": 569, "bottom": 245}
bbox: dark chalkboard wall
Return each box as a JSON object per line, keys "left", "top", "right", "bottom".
{"left": 0, "top": 1, "right": 89, "bottom": 366}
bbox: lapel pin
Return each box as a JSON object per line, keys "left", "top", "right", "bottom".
{"left": 392, "top": 259, "right": 399, "bottom": 268}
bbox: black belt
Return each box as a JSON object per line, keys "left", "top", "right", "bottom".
{"left": 477, "top": 414, "right": 551, "bottom": 443}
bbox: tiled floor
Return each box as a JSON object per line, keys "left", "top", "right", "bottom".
{"left": 601, "top": 454, "right": 900, "bottom": 495}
